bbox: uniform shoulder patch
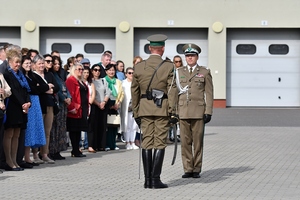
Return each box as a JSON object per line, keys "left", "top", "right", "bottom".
{"left": 177, "top": 66, "right": 185, "bottom": 71}
{"left": 200, "top": 66, "right": 210, "bottom": 71}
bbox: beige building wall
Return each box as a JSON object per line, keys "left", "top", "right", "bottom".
{"left": 1, "top": 0, "right": 300, "bottom": 107}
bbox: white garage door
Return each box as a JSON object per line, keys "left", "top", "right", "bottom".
{"left": 227, "top": 29, "right": 300, "bottom": 107}
{"left": 40, "top": 28, "right": 115, "bottom": 65}
{"left": 0, "top": 27, "right": 21, "bottom": 47}
{"left": 134, "top": 28, "right": 208, "bottom": 67}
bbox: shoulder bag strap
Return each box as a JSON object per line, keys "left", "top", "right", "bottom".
{"left": 146, "top": 60, "right": 166, "bottom": 92}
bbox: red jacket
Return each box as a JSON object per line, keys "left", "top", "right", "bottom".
{"left": 65, "top": 76, "right": 89, "bottom": 119}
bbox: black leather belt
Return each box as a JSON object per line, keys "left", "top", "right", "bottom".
{"left": 141, "top": 94, "right": 168, "bottom": 99}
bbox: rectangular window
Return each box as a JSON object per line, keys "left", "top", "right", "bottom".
{"left": 269, "top": 44, "right": 289, "bottom": 55}
{"left": 84, "top": 43, "right": 104, "bottom": 54}
{"left": 51, "top": 43, "right": 72, "bottom": 53}
{"left": 236, "top": 44, "right": 256, "bottom": 55}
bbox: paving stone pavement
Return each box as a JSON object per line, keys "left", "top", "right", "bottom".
{"left": 0, "top": 109, "right": 299, "bottom": 199}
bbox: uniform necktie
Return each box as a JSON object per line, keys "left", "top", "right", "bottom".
{"left": 189, "top": 67, "right": 193, "bottom": 75}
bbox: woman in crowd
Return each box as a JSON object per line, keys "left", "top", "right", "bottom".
{"left": 121, "top": 67, "right": 139, "bottom": 150}
{"left": 0, "top": 65, "right": 11, "bottom": 167}
{"left": 49, "top": 56, "right": 71, "bottom": 160}
{"left": 65, "top": 63, "right": 89, "bottom": 157}
{"left": 0, "top": 71, "right": 11, "bottom": 125}
{"left": 81, "top": 66, "right": 95, "bottom": 152}
{"left": 3, "top": 49, "right": 31, "bottom": 171}
{"left": 20, "top": 56, "right": 50, "bottom": 166}
{"left": 63, "top": 56, "right": 76, "bottom": 75}
{"left": 115, "top": 60, "right": 125, "bottom": 81}
{"left": 105, "top": 64, "right": 124, "bottom": 150}
{"left": 32, "top": 54, "right": 59, "bottom": 164}
{"left": 89, "top": 64, "right": 110, "bottom": 152}
{"left": 133, "top": 56, "right": 143, "bottom": 66}
{"left": 43, "top": 54, "right": 53, "bottom": 72}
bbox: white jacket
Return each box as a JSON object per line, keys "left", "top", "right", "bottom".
{"left": 121, "top": 79, "right": 138, "bottom": 133}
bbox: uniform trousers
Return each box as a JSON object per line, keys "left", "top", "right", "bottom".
{"left": 180, "top": 118, "right": 205, "bottom": 173}
{"left": 141, "top": 116, "right": 169, "bottom": 150}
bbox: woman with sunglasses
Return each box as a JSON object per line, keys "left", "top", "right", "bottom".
{"left": 121, "top": 67, "right": 139, "bottom": 150}
{"left": 88, "top": 64, "right": 110, "bottom": 151}
{"left": 43, "top": 54, "right": 53, "bottom": 72}
{"left": 65, "top": 63, "right": 89, "bottom": 157}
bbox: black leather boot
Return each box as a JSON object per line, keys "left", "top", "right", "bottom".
{"left": 142, "top": 149, "right": 152, "bottom": 188}
{"left": 151, "top": 149, "right": 168, "bottom": 189}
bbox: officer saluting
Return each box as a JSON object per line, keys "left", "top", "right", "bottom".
{"left": 131, "top": 34, "right": 177, "bottom": 189}
{"left": 176, "top": 43, "right": 213, "bottom": 178}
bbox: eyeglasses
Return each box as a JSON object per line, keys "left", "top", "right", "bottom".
{"left": 45, "top": 60, "right": 52, "bottom": 63}
{"left": 174, "top": 61, "right": 182, "bottom": 63}
{"left": 23, "top": 62, "right": 31, "bottom": 65}
{"left": 127, "top": 72, "right": 134, "bottom": 75}
{"left": 93, "top": 69, "right": 101, "bottom": 72}
{"left": 76, "top": 68, "right": 84, "bottom": 71}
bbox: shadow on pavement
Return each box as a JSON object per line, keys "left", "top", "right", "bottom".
{"left": 168, "top": 166, "right": 254, "bottom": 186}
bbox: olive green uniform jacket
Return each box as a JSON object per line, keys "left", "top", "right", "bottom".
{"left": 177, "top": 65, "right": 213, "bottom": 119}
{"left": 131, "top": 55, "right": 176, "bottom": 118}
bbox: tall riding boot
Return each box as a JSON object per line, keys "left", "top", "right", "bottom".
{"left": 151, "top": 149, "right": 168, "bottom": 189}
{"left": 142, "top": 149, "right": 152, "bottom": 188}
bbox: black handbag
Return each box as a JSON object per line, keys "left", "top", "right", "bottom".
{"left": 53, "top": 95, "right": 60, "bottom": 115}
{"left": 0, "top": 98, "right": 9, "bottom": 123}
{"left": 0, "top": 109, "right": 5, "bottom": 119}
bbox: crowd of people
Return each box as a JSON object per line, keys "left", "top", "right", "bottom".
{"left": 0, "top": 43, "right": 183, "bottom": 172}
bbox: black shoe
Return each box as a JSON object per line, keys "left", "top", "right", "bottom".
{"left": 5, "top": 166, "right": 24, "bottom": 171}
{"left": 193, "top": 172, "right": 200, "bottom": 178}
{"left": 182, "top": 172, "right": 193, "bottom": 178}
{"left": 26, "top": 162, "right": 39, "bottom": 166}
{"left": 18, "top": 162, "right": 33, "bottom": 169}
{"left": 57, "top": 153, "right": 66, "bottom": 160}
{"left": 52, "top": 153, "right": 66, "bottom": 160}
{"left": 71, "top": 153, "right": 86, "bottom": 157}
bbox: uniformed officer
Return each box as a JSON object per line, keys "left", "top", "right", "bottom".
{"left": 131, "top": 34, "right": 177, "bottom": 189}
{"left": 176, "top": 43, "right": 213, "bottom": 178}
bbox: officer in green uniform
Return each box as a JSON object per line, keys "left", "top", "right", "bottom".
{"left": 131, "top": 34, "right": 177, "bottom": 189}
{"left": 176, "top": 43, "right": 213, "bottom": 178}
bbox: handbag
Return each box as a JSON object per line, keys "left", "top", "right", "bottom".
{"left": 53, "top": 95, "right": 61, "bottom": 115}
{"left": 1, "top": 98, "right": 9, "bottom": 123}
{"left": 107, "top": 114, "right": 121, "bottom": 127}
{"left": 0, "top": 109, "right": 5, "bottom": 119}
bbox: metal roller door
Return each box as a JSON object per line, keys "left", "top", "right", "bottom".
{"left": 0, "top": 27, "right": 21, "bottom": 47}
{"left": 134, "top": 28, "right": 208, "bottom": 67}
{"left": 40, "top": 28, "right": 115, "bottom": 65}
{"left": 227, "top": 29, "right": 300, "bottom": 107}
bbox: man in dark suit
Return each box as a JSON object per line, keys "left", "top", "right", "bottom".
{"left": 97, "top": 52, "right": 112, "bottom": 78}
{"left": 131, "top": 34, "right": 177, "bottom": 189}
{"left": 176, "top": 43, "right": 214, "bottom": 179}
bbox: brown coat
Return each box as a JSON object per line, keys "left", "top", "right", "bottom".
{"left": 131, "top": 55, "right": 176, "bottom": 118}
{"left": 177, "top": 65, "right": 213, "bottom": 119}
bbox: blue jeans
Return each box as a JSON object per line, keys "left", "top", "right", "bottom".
{"left": 79, "top": 132, "right": 88, "bottom": 149}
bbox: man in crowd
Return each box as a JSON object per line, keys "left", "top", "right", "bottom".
{"left": 80, "top": 58, "right": 91, "bottom": 68}
{"left": 98, "top": 52, "right": 112, "bottom": 78}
